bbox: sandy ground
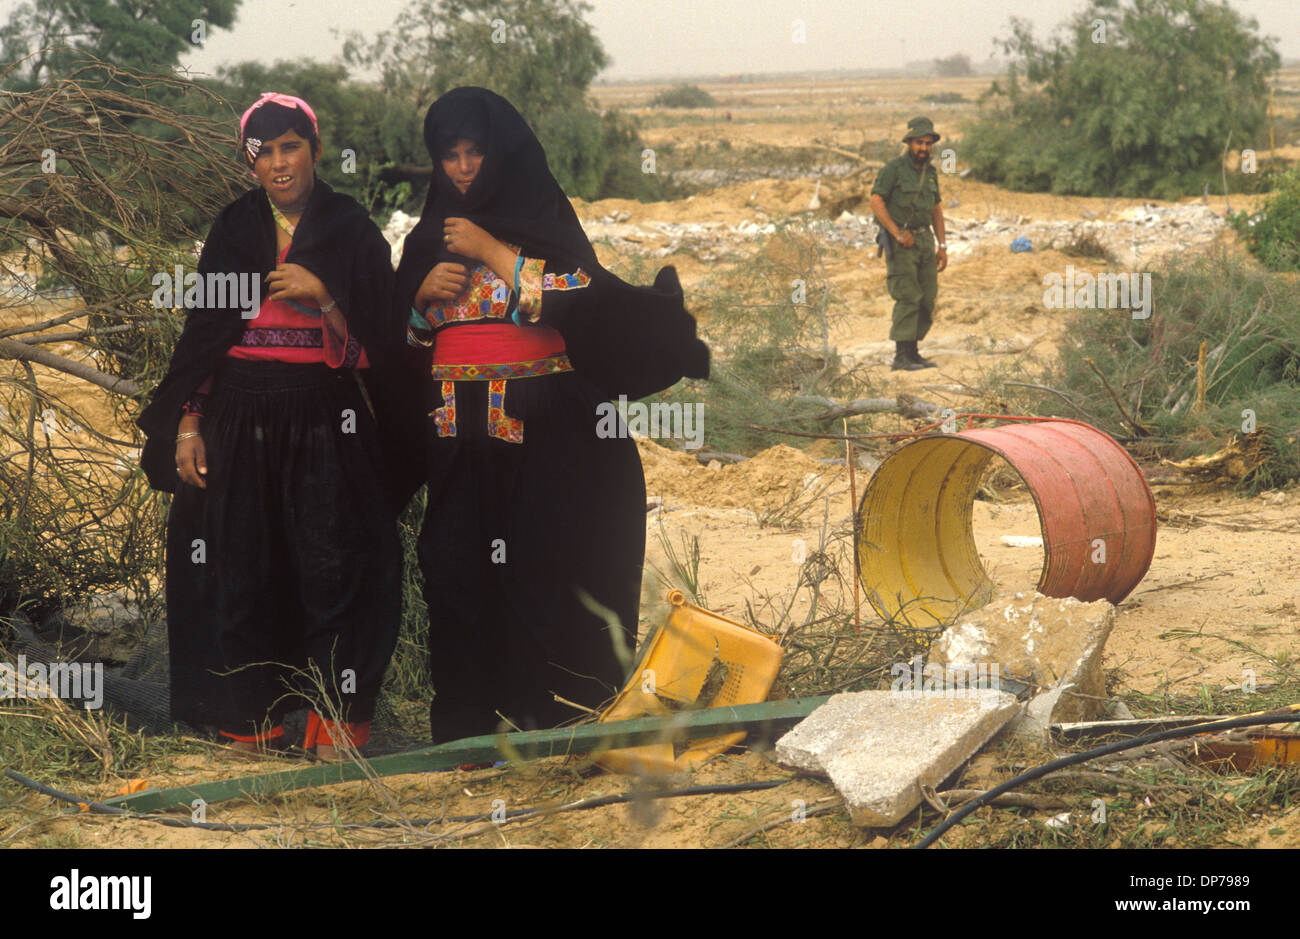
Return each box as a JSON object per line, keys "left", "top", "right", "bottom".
{"left": 4, "top": 71, "right": 1299, "bottom": 850}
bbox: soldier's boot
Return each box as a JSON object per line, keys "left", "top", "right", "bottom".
{"left": 909, "top": 341, "right": 938, "bottom": 368}
{"left": 891, "top": 341, "right": 927, "bottom": 371}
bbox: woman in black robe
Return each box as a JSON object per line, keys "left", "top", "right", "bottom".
{"left": 395, "top": 87, "right": 708, "bottom": 742}
{"left": 138, "top": 94, "right": 416, "bottom": 757}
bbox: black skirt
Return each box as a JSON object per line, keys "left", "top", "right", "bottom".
{"left": 418, "top": 369, "right": 645, "bottom": 741}
{"left": 165, "top": 360, "right": 401, "bottom": 734}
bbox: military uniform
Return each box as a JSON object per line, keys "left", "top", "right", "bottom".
{"left": 871, "top": 117, "right": 945, "bottom": 370}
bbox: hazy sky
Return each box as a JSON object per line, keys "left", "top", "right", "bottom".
{"left": 5, "top": 0, "right": 1296, "bottom": 81}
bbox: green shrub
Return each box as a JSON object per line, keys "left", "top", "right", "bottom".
{"left": 649, "top": 84, "right": 719, "bottom": 109}
{"left": 1004, "top": 248, "right": 1300, "bottom": 491}
{"left": 1230, "top": 166, "right": 1300, "bottom": 271}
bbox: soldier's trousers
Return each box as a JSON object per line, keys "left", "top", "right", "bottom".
{"left": 886, "top": 230, "right": 938, "bottom": 342}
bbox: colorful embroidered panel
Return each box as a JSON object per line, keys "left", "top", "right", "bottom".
{"left": 516, "top": 257, "right": 547, "bottom": 322}
{"left": 425, "top": 265, "right": 513, "bottom": 327}
{"left": 487, "top": 379, "right": 524, "bottom": 444}
{"left": 541, "top": 270, "right": 591, "bottom": 291}
{"left": 407, "top": 256, "right": 593, "bottom": 342}
{"left": 429, "top": 354, "right": 573, "bottom": 382}
{"left": 432, "top": 380, "right": 457, "bottom": 437}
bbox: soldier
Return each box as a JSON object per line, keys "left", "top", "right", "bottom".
{"left": 870, "top": 116, "right": 948, "bottom": 371}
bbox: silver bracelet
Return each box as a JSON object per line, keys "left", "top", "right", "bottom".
{"left": 177, "top": 431, "right": 201, "bottom": 441}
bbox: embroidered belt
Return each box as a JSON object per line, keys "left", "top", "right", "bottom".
{"left": 429, "top": 354, "right": 572, "bottom": 444}
{"left": 429, "top": 353, "right": 573, "bottom": 382}
{"left": 239, "top": 327, "right": 321, "bottom": 347}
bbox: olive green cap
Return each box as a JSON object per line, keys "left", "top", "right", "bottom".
{"left": 903, "top": 116, "right": 940, "bottom": 142}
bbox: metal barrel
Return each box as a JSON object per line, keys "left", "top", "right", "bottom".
{"left": 856, "top": 420, "right": 1156, "bottom": 629}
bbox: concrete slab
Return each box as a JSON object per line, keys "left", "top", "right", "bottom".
{"left": 931, "top": 591, "right": 1116, "bottom": 726}
{"left": 775, "top": 689, "right": 1020, "bottom": 827}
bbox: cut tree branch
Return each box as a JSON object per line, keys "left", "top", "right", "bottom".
{"left": 0, "top": 337, "right": 141, "bottom": 396}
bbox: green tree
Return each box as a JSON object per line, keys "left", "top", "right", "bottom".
{"left": 0, "top": 0, "right": 239, "bottom": 88}
{"left": 343, "top": 0, "right": 660, "bottom": 202}
{"left": 344, "top": 0, "right": 606, "bottom": 117}
{"left": 964, "top": 0, "right": 1280, "bottom": 199}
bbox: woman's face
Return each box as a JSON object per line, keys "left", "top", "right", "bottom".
{"left": 252, "top": 128, "right": 320, "bottom": 211}
{"left": 440, "top": 137, "right": 484, "bottom": 195}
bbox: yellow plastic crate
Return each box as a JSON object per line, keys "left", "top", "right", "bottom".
{"left": 596, "top": 590, "right": 783, "bottom": 776}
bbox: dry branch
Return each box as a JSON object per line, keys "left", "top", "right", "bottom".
{"left": 0, "top": 337, "right": 142, "bottom": 396}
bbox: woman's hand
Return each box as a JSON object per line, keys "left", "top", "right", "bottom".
{"left": 414, "top": 262, "right": 468, "bottom": 311}
{"left": 266, "top": 263, "right": 328, "bottom": 305}
{"left": 176, "top": 430, "right": 207, "bottom": 489}
{"left": 443, "top": 217, "right": 500, "bottom": 262}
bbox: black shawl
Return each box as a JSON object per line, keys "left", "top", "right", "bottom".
{"left": 137, "top": 180, "right": 416, "bottom": 502}
{"left": 394, "top": 86, "right": 709, "bottom": 400}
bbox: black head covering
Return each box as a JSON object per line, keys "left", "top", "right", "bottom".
{"left": 395, "top": 87, "right": 708, "bottom": 400}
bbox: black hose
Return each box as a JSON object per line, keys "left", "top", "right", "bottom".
{"left": 3, "top": 767, "right": 791, "bottom": 833}
{"left": 913, "top": 710, "right": 1300, "bottom": 849}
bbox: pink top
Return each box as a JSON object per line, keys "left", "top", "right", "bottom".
{"left": 227, "top": 244, "right": 367, "bottom": 368}
{"left": 181, "top": 245, "right": 367, "bottom": 417}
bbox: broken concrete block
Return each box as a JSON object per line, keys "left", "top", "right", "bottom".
{"left": 1016, "top": 685, "right": 1068, "bottom": 740}
{"left": 930, "top": 591, "right": 1116, "bottom": 724}
{"left": 775, "top": 690, "right": 1019, "bottom": 827}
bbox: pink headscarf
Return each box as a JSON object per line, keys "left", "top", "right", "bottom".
{"left": 240, "top": 92, "right": 319, "bottom": 135}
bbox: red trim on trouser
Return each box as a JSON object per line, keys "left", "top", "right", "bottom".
{"left": 219, "top": 725, "right": 285, "bottom": 743}
{"left": 302, "top": 711, "right": 371, "bottom": 749}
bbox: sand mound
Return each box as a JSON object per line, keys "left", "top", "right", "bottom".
{"left": 638, "top": 438, "right": 832, "bottom": 512}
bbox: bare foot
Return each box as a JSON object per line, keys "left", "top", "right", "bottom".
{"left": 315, "top": 743, "right": 344, "bottom": 762}
{"left": 227, "top": 739, "right": 268, "bottom": 761}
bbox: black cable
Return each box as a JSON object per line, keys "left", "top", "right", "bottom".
{"left": 913, "top": 710, "right": 1300, "bottom": 849}
{"left": 3, "top": 767, "right": 790, "bottom": 833}
{"left": 3, "top": 769, "right": 264, "bottom": 832}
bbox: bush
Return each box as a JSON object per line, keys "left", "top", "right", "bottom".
{"left": 1230, "top": 166, "right": 1300, "bottom": 272}
{"left": 0, "top": 66, "right": 243, "bottom": 614}
{"left": 618, "top": 225, "right": 871, "bottom": 456}
{"left": 649, "top": 84, "right": 718, "bottom": 109}
{"left": 1003, "top": 248, "right": 1300, "bottom": 491}
{"left": 965, "top": 0, "right": 1280, "bottom": 199}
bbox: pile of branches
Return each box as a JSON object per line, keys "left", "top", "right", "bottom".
{"left": 0, "top": 57, "right": 245, "bottom": 612}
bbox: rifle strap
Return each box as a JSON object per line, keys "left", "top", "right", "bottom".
{"left": 902, "top": 162, "right": 931, "bottom": 230}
